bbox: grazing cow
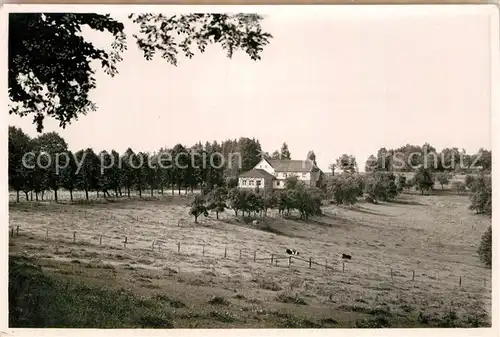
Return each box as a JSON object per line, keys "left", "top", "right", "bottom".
{"left": 286, "top": 248, "right": 300, "bottom": 255}
{"left": 342, "top": 253, "right": 352, "bottom": 260}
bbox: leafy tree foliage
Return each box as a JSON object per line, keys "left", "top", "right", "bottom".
{"left": 477, "top": 225, "right": 492, "bottom": 268}
{"left": 468, "top": 174, "right": 491, "bottom": 215}
{"left": 465, "top": 174, "right": 476, "bottom": 190}
{"left": 451, "top": 181, "right": 466, "bottom": 195}
{"left": 326, "top": 175, "right": 359, "bottom": 206}
{"left": 9, "top": 13, "right": 272, "bottom": 133}
{"left": 270, "top": 150, "right": 281, "bottom": 160}
{"left": 206, "top": 187, "right": 227, "bottom": 219}
{"left": 189, "top": 195, "right": 208, "bottom": 223}
{"left": 8, "top": 126, "right": 33, "bottom": 202}
{"left": 279, "top": 142, "right": 291, "bottom": 160}
{"left": 363, "top": 172, "right": 399, "bottom": 203}
{"left": 365, "top": 155, "right": 377, "bottom": 173}
{"left": 396, "top": 174, "right": 407, "bottom": 193}
{"left": 414, "top": 166, "right": 434, "bottom": 194}
{"left": 335, "top": 154, "right": 358, "bottom": 174}
{"left": 435, "top": 172, "right": 452, "bottom": 189}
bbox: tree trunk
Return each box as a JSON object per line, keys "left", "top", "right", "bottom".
{"left": 35, "top": 192, "right": 38, "bottom": 201}
{"left": 160, "top": 186, "right": 164, "bottom": 195}
{"left": 16, "top": 190, "right": 20, "bottom": 203}
{"left": 24, "top": 192, "right": 29, "bottom": 201}
{"left": 171, "top": 184, "right": 174, "bottom": 195}
{"left": 85, "top": 189, "right": 89, "bottom": 200}
{"left": 216, "top": 212, "right": 219, "bottom": 220}
{"left": 150, "top": 187, "right": 154, "bottom": 197}
{"left": 97, "top": 191, "right": 100, "bottom": 198}
{"left": 70, "top": 189, "right": 73, "bottom": 202}
{"left": 41, "top": 191, "right": 44, "bottom": 200}
{"left": 138, "top": 187, "right": 142, "bottom": 198}
{"left": 194, "top": 215, "right": 198, "bottom": 223}
{"left": 30, "top": 191, "right": 33, "bottom": 201}
{"left": 127, "top": 187, "right": 131, "bottom": 198}
{"left": 54, "top": 188, "right": 58, "bottom": 202}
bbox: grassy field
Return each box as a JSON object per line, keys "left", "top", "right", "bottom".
{"left": 8, "top": 192, "right": 492, "bottom": 328}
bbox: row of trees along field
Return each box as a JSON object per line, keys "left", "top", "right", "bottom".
{"left": 190, "top": 177, "right": 323, "bottom": 223}
{"left": 8, "top": 126, "right": 301, "bottom": 203}
{"left": 359, "top": 143, "right": 491, "bottom": 173}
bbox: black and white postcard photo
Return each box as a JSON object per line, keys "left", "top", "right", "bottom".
{"left": 2, "top": 4, "right": 498, "bottom": 334}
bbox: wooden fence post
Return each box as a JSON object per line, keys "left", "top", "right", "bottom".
{"left": 124, "top": 236, "right": 127, "bottom": 248}
{"left": 459, "top": 276, "right": 462, "bottom": 287}
{"left": 224, "top": 246, "right": 227, "bottom": 258}
{"left": 309, "top": 257, "right": 312, "bottom": 268}
{"left": 289, "top": 256, "right": 292, "bottom": 267}
{"left": 73, "top": 231, "right": 76, "bottom": 243}
{"left": 202, "top": 245, "right": 205, "bottom": 256}
{"left": 99, "top": 235, "right": 102, "bottom": 245}
{"left": 46, "top": 228, "right": 49, "bottom": 239}
{"left": 177, "top": 242, "right": 180, "bottom": 253}
{"left": 239, "top": 249, "right": 242, "bottom": 260}
{"left": 271, "top": 254, "right": 274, "bottom": 264}
{"left": 342, "top": 262, "right": 345, "bottom": 273}
{"left": 10, "top": 228, "right": 14, "bottom": 238}
{"left": 254, "top": 251, "right": 256, "bottom": 262}
{"left": 325, "top": 259, "right": 328, "bottom": 270}
{"left": 16, "top": 225, "right": 19, "bottom": 236}
{"left": 391, "top": 268, "right": 393, "bottom": 281}
{"left": 412, "top": 270, "right": 415, "bottom": 281}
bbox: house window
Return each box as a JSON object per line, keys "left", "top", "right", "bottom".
{"left": 242, "top": 180, "right": 247, "bottom": 186}
{"left": 302, "top": 173, "right": 306, "bottom": 178}
{"left": 249, "top": 180, "right": 254, "bottom": 186}
{"left": 283, "top": 173, "right": 287, "bottom": 178}
{"left": 276, "top": 181, "right": 280, "bottom": 186}
{"left": 256, "top": 180, "right": 261, "bottom": 186}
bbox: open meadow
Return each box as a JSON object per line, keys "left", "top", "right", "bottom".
{"left": 8, "top": 191, "right": 492, "bottom": 328}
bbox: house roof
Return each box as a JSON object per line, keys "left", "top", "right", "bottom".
{"left": 268, "top": 159, "right": 314, "bottom": 172}
{"left": 239, "top": 169, "right": 276, "bottom": 180}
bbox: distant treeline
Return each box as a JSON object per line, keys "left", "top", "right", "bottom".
{"left": 8, "top": 126, "right": 491, "bottom": 207}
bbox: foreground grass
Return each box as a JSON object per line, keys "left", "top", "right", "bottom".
{"left": 9, "top": 255, "right": 490, "bottom": 328}
{"left": 9, "top": 255, "right": 173, "bottom": 328}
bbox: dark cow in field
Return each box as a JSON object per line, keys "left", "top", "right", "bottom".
{"left": 286, "top": 248, "right": 300, "bottom": 255}
{"left": 342, "top": 253, "right": 352, "bottom": 260}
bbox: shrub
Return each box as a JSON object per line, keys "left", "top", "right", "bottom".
{"left": 451, "top": 181, "right": 466, "bottom": 195}
{"left": 477, "top": 225, "right": 492, "bottom": 268}
{"left": 327, "top": 174, "right": 359, "bottom": 205}
{"left": 468, "top": 174, "right": 491, "bottom": 214}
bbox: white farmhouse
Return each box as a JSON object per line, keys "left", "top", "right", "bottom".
{"left": 238, "top": 157, "right": 322, "bottom": 193}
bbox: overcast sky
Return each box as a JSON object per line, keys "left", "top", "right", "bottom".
{"left": 8, "top": 8, "right": 492, "bottom": 172}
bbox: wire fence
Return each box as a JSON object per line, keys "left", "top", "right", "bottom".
{"left": 8, "top": 223, "right": 490, "bottom": 291}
